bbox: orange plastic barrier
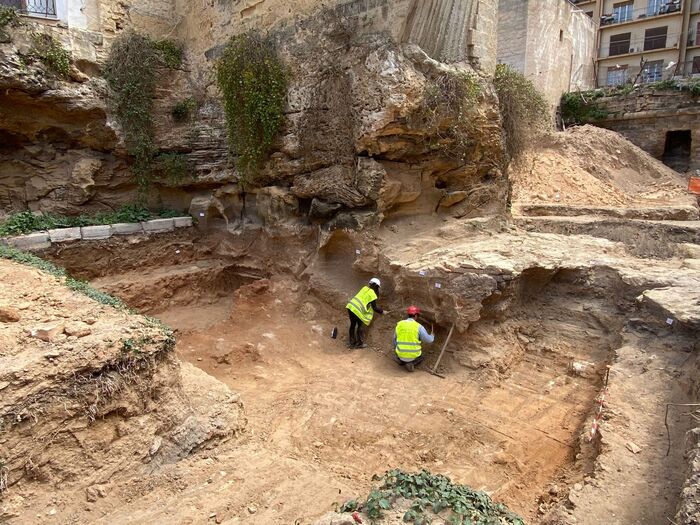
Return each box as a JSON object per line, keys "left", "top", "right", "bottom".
{"left": 689, "top": 176, "right": 700, "bottom": 195}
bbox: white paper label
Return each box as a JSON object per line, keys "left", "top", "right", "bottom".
{"left": 419, "top": 270, "right": 426, "bottom": 276}
{"left": 666, "top": 318, "right": 674, "bottom": 325}
{"left": 435, "top": 283, "right": 442, "bottom": 289}
{"left": 199, "top": 213, "right": 205, "bottom": 217}
{"left": 175, "top": 250, "right": 181, "bottom": 254}
{"left": 355, "top": 249, "right": 361, "bottom": 255}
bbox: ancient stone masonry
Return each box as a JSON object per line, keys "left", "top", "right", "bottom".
{"left": 591, "top": 87, "right": 700, "bottom": 173}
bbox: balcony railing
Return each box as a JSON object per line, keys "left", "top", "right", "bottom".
{"left": 602, "top": 60, "right": 699, "bottom": 86}
{"left": 600, "top": 1, "right": 681, "bottom": 26}
{"left": 599, "top": 32, "right": 681, "bottom": 57}
{"left": 0, "top": 0, "right": 57, "bottom": 18}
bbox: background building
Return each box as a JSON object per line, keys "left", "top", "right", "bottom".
{"left": 497, "top": 0, "right": 597, "bottom": 108}
{"left": 572, "top": 0, "right": 700, "bottom": 86}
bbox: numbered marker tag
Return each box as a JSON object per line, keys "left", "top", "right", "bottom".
{"left": 419, "top": 270, "right": 426, "bottom": 276}
{"left": 666, "top": 318, "right": 674, "bottom": 325}
{"left": 435, "top": 283, "right": 442, "bottom": 289}
{"left": 355, "top": 249, "right": 361, "bottom": 255}
{"left": 175, "top": 250, "right": 181, "bottom": 254}
{"left": 199, "top": 213, "right": 205, "bottom": 217}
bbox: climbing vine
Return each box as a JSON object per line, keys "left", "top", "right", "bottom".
{"left": 216, "top": 31, "right": 288, "bottom": 186}
{"left": 560, "top": 91, "right": 609, "bottom": 127}
{"left": 104, "top": 31, "right": 185, "bottom": 188}
{"left": 494, "top": 64, "right": 549, "bottom": 159}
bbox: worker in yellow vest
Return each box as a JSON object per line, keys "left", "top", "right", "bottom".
{"left": 346, "top": 277, "right": 384, "bottom": 348}
{"left": 394, "top": 305, "right": 434, "bottom": 372}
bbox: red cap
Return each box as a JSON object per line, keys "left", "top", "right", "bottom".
{"left": 407, "top": 305, "right": 420, "bottom": 316}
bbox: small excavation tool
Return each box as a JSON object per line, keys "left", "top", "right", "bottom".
{"left": 427, "top": 322, "right": 455, "bottom": 379}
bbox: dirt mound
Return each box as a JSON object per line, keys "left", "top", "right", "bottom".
{"left": 0, "top": 258, "right": 244, "bottom": 522}
{"left": 510, "top": 125, "right": 695, "bottom": 208}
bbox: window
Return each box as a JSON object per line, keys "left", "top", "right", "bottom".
{"left": 642, "top": 60, "right": 664, "bottom": 82}
{"left": 0, "top": 0, "right": 57, "bottom": 17}
{"left": 609, "top": 32, "right": 632, "bottom": 56}
{"left": 693, "top": 56, "right": 700, "bottom": 75}
{"left": 613, "top": 1, "right": 634, "bottom": 23}
{"left": 647, "top": 0, "right": 663, "bottom": 16}
{"left": 607, "top": 65, "right": 628, "bottom": 85}
{"left": 644, "top": 26, "right": 668, "bottom": 50}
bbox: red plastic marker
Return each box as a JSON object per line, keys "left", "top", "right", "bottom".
{"left": 352, "top": 511, "right": 363, "bottom": 524}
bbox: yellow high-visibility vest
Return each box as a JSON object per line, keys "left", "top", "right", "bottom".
{"left": 346, "top": 286, "right": 378, "bottom": 326}
{"left": 395, "top": 319, "right": 421, "bottom": 360}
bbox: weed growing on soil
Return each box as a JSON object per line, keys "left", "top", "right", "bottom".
{"left": 0, "top": 244, "right": 128, "bottom": 309}
{"left": 105, "top": 32, "right": 185, "bottom": 187}
{"left": 0, "top": 205, "right": 180, "bottom": 236}
{"left": 121, "top": 336, "right": 155, "bottom": 356}
{"left": 29, "top": 32, "right": 71, "bottom": 77}
{"left": 414, "top": 70, "right": 482, "bottom": 162}
{"left": 216, "top": 31, "right": 287, "bottom": 187}
{"left": 341, "top": 469, "right": 524, "bottom": 525}
{"left": 494, "top": 64, "right": 549, "bottom": 159}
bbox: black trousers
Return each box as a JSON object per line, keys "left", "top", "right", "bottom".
{"left": 348, "top": 310, "right": 365, "bottom": 346}
{"left": 394, "top": 353, "right": 425, "bottom": 367}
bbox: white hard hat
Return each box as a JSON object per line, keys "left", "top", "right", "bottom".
{"left": 369, "top": 277, "right": 381, "bottom": 287}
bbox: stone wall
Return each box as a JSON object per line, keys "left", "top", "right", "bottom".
{"left": 497, "top": 0, "right": 596, "bottom": 108}
{"left": 593, "top": 88, "right": 700, "bottom": 172}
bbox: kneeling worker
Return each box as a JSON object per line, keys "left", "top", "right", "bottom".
{"left": 394, "top": 306, "right": 434, "bottom": 372}
{"left": 346, "top": 277, "right": 384, "bottom": 348}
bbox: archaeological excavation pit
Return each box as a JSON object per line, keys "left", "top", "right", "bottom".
{"left": 12, "top": 224, "right": 690, "bottom": 525}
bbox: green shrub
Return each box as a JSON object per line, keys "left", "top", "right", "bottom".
{"left": 216, "top": 31, "right": 287, "bottom": 186}
{"left": 560, "top": 90, "right": 609, "bottom": 126}
{"left": 152, "top": 39, "right": 184, "bottom": 69}
{"left": 0, "top": 205, "right": 180, "bottom": 236}
{"left": 30, "top": 32, "right": 71, "bottom": 77}
{"left": 494, "top": 64, "right": 549, "bottom": 159}
{"left": 171, "top": 98, "right": 197, "bottom": 122}
{"left": 151, "top": 152, "right": 193, "bottom": 185}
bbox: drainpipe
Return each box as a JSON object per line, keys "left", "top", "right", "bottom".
{"left": 677, "top": 0, "right": 692, "bottom": 76}
{"left": 594, "top": 0, "right": 604, "bottom": 87}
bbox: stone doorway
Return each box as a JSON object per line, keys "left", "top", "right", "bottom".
{"left": 662, "top": 129, "right": 691, "bottom": 172}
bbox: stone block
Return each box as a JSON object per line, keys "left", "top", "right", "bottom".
{"left": 8, "top": 232, "right": 51, "bottom": 251}
{"left": 143, "top": 218, "right": 175, "bottom": 233}
{"left": 48, "top": 227, "right": 82, "bottom": 243}
{"left": 29, "top": 322, "right": 65, "bottom": 342}
{"left": 111, "top": 223, "right": 143, "bottom": 235}
{"left": 81, "top": 225, "right": 112, "bottom": 240}
{"left": 173, "top": 216, "right": 193, "bottom": 228}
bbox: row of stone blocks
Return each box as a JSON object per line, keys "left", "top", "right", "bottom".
{"left": 1, "top": 217, "right": 193, "bottom": 251}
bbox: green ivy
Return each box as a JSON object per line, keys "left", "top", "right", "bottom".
{"left": 0, "top": 204, "right": 180, "bottom": 237}
{"left": 104, "top": 32, "right": 187, "bottom": 188}
{"left": 30, "top": 32, "right": 71, "bottom": 77}
{"left": 494, "top": 64, "right": 549, "bottom": 159}
{"left": 341, "top": 469, "right": 524, "bottom": 525}
{"left": 216, "top": 31, "right": 288, "bottom": 186}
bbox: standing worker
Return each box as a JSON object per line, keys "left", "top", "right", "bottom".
{"left": 394, "top": 306, "right": 434, "bottom": 372}
{"left": 346, "top": 277, "right": 384, "bottom": 348}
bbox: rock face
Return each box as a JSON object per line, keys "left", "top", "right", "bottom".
{"left": 1, "top": 0, "right": 507, "bottom": 228}
{"left": 0, "top": 22, "right": 136, "bottom": 216}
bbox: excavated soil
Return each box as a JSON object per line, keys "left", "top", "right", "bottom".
{"left": 13, "top": 219, "right": 695, "bottom": 525}
{"left": 510, "top": 126, "right": 696, "bottom": 209}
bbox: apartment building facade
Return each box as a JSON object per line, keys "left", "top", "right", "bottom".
{"left": 572, "top": 0, "right": 700, "bottom": 86}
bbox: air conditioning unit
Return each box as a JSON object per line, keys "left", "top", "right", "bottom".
{"left": 629, "top": 47, "right": 636, "bottom": 52}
